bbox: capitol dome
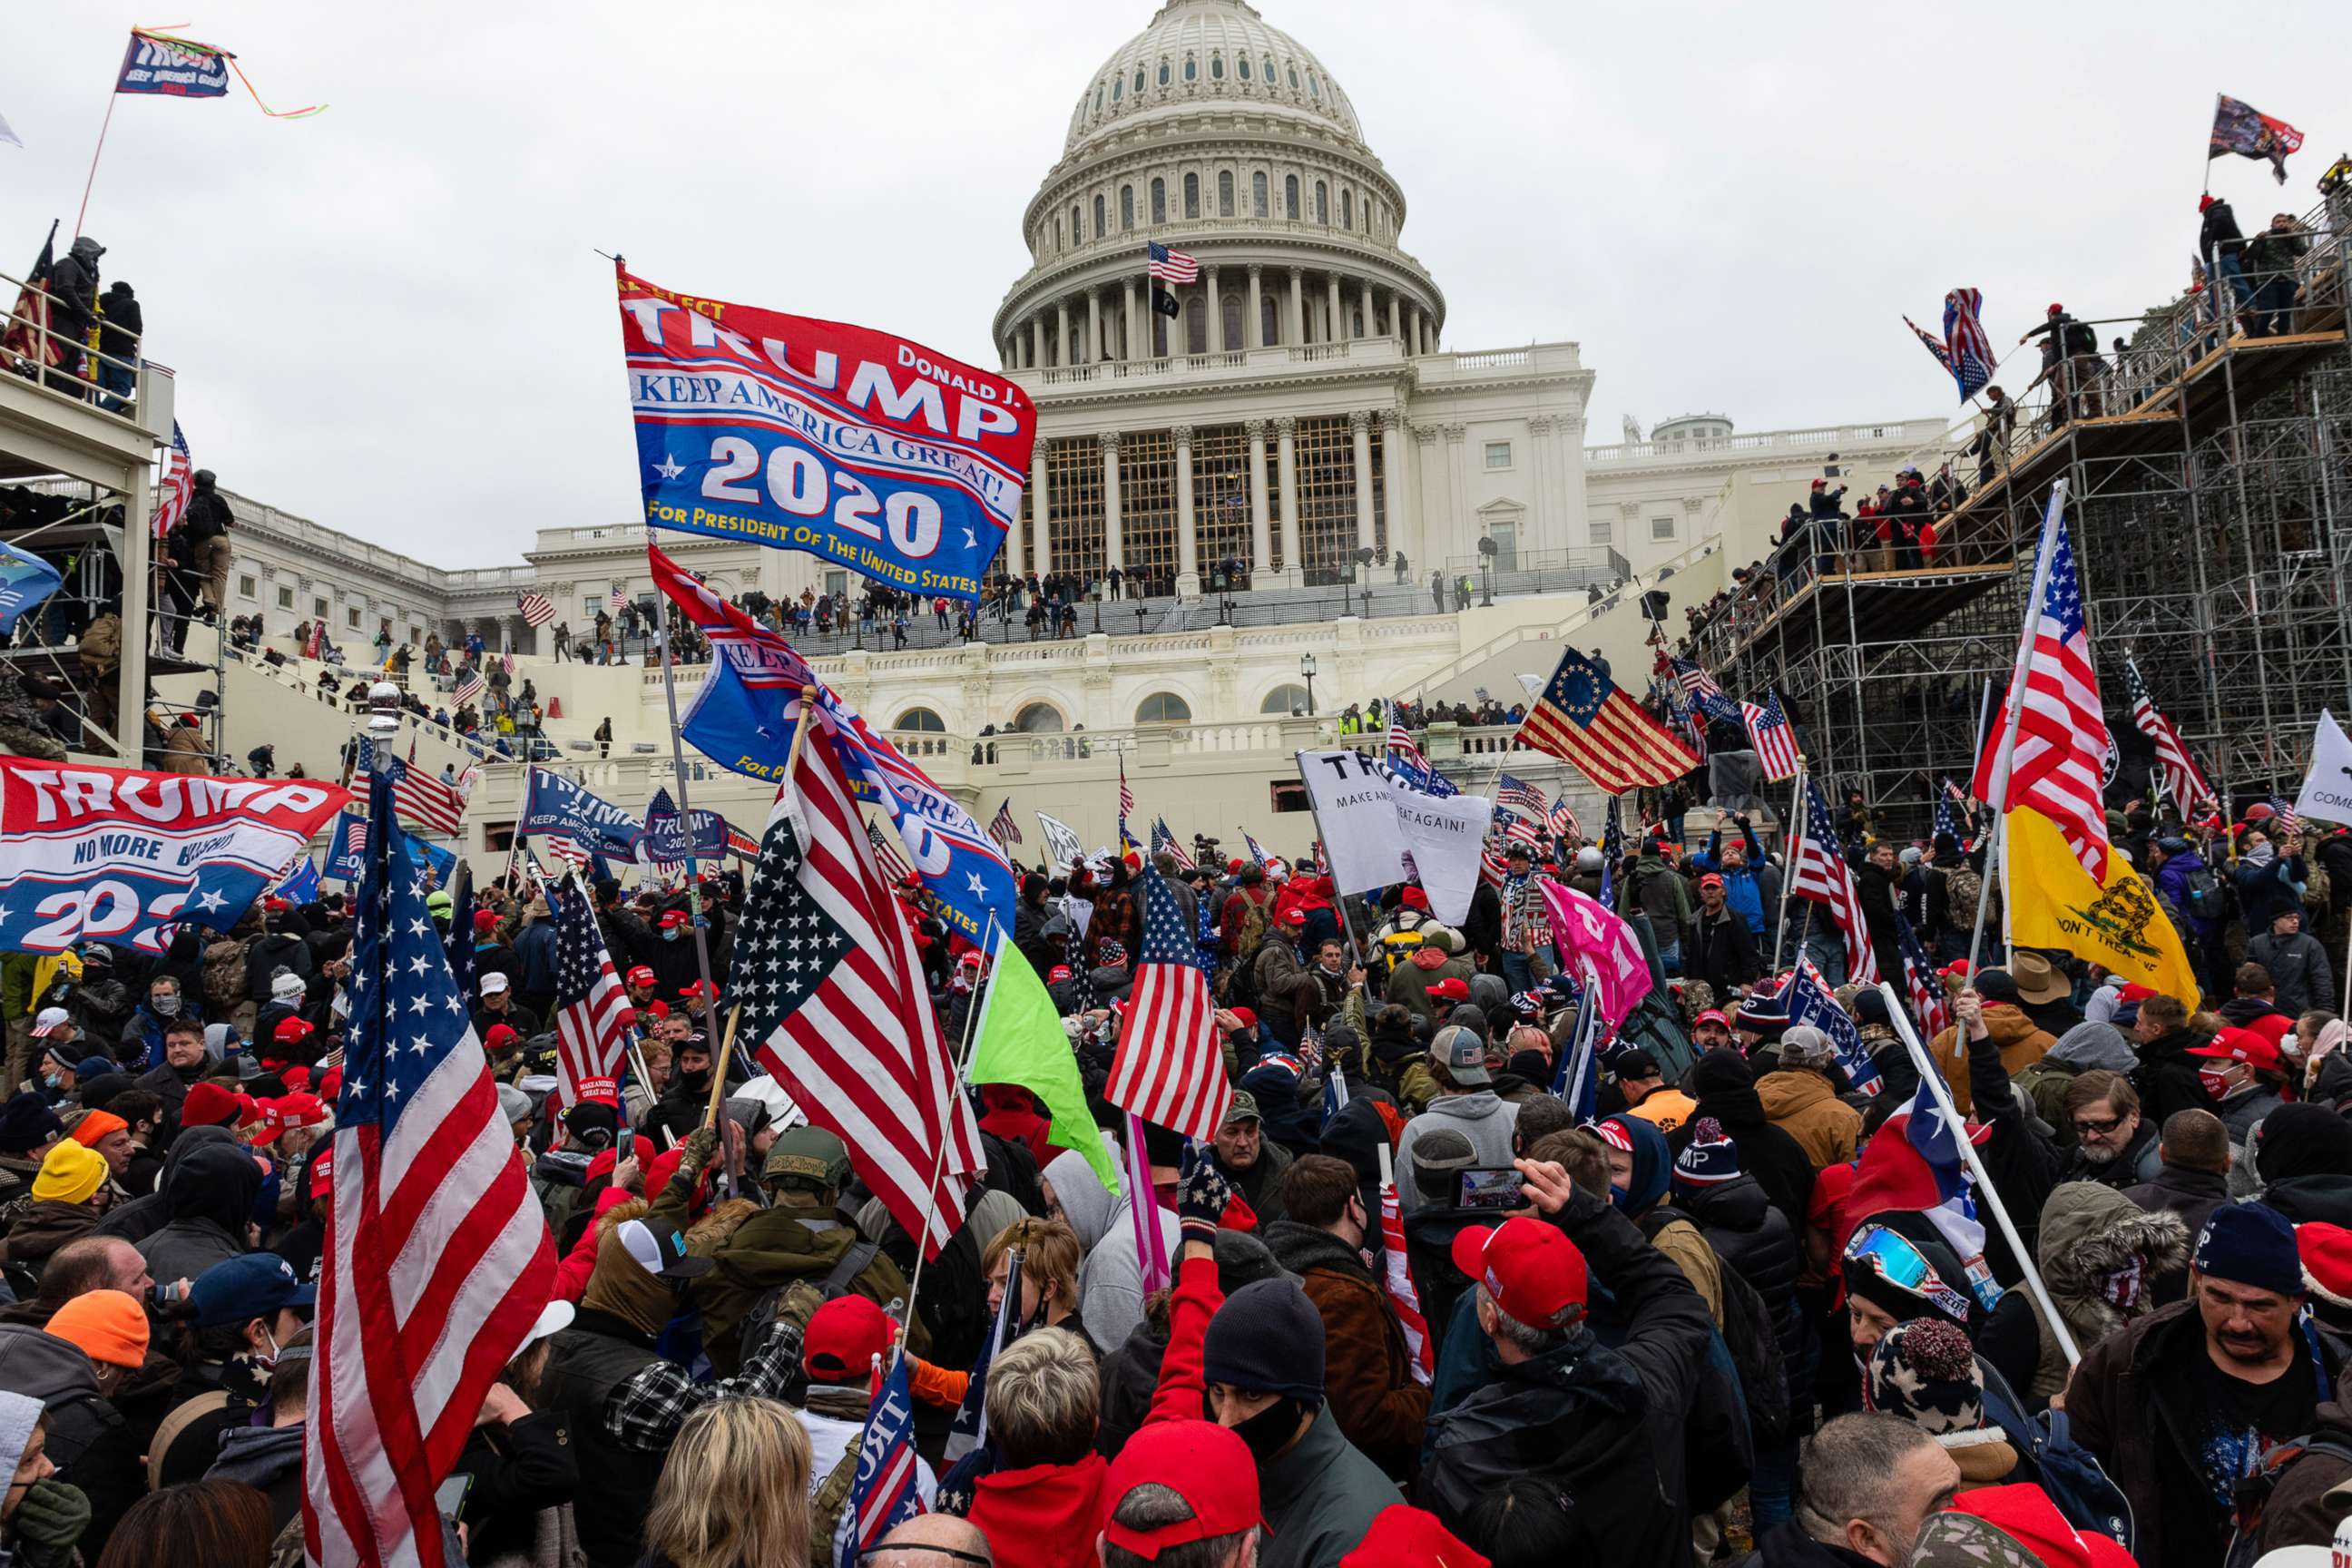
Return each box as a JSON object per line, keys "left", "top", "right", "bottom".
{"left": 995, "top": 0, "right": 1444, "bottom": 368}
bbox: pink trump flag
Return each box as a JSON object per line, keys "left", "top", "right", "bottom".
{"left": 1539, "top": 880, "right": 1655, "bottom": 1029}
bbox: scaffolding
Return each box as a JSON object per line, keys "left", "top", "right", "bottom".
{"left": 1697, "top": 196, "right": 2352, "bottom": 838}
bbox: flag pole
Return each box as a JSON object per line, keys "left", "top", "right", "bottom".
{"left": 1965, "top": 479, "right": 2069, "bottom": 975}
{"left": 899, "top": 907, "right": 999, "bottom": 1361}
{"left": 656, "top": 610, "right": 725, "bottom": 1032}
{"left": 1771, "top": 757, "right": 1806, "bottom": 971}
{"left": 1875, "top": 981, "right": 2079, "bottom": 1367}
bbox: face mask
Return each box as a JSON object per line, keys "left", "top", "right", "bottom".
{"left": 152, "top": 995, "right": 180, "bottom": 1016}
{"left": 1226, "top": 1397, "right": 1306, "bottom": 1465}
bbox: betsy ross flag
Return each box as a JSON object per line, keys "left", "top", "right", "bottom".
{"left": 1789, "top": 776, "right": 1881, "bottom": 985}
{"left": 303, "top": 764, "right": 554, "bottom": 1568}
{"left": 841, "top": 1355, "right": 926, "bottom": 1563}
{"left": 734, "top": 724, "right": 984, "bottom": 1257}
{"left": 1104, "top": 863, "right": 1233, "bottom": 1142}
{"left": 1971, "top": 486, "right": 2112, "bottom": 879}
{"left": 1146, "top": 240, "right": 1200, "bottom": 283}
{"left": 1150, "top": 818, "right": 1195, "bottom": 870}
{"left": 515, "top": 591, "right": 555, "bottom": 629}
{"left": 1519, "top": 646, "right": 1700, "bottom": 794}
{"left": 1741, "top": 691, "right": 1802, "bottom": 782}
{"left": 1378, "top": 1185, "right": 1436, "bottom": 1387}
{"left": 986, "top": 799, "right": 1023, "bottom": 855}
{"left": 2122, "top": 656, "right": 2212, "bottom": 817}
{"left": 549, "top": 877, "right": 632, "bottom": 1113}
{"left": 152, "top": 422, "right": 194, "bottom": 538}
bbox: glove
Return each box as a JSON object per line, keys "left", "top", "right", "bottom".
{"left": 12, "top": 1478, "right": 90, "bottom": 1564}
{"left": 1174, "top": 1144, "right": 1232, "bottom": 1245}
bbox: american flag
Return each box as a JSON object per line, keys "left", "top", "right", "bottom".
{"left": 1742, "top": 691, "right": 1802, "bottom": 782}
{"left": 1146, "top": 240, "right": 1199, "bottom": 283}
{"left": 1519, "top": 647, "right": 1701, "bottom": 795}
{"left": 1548, "top": 798, "right": 1583, "bottom": 840}
{"left": 866, "top": 818, "right": 914, "bottom": 885}
{"left": 733, "top": 724, "right": 983, "bottom": 1257}
{"left": 986, "top": 799, "right": 1023, "bottom": 855}
{"left": 453, "top": 670, "right": 485, "bottom": 708}
{"left": 1104, "top": 864, "right": 1232, "bottom": 1142}
{"left": 151, "top": 421, "right": 194, "bottom": 538}
{"left": 1788, "top": 776, "right": 1881, "bottom": 985}
{"left": 549, "top": 878, "right": 632, "bottom": 1113}
{"left": 1671, "top": 658, "right": 1745, "bottom": 730}
{"left": 1894, "top": 911, "right": 1951, "bottom": 1042}
{"left": 1495, "top": 773, "right": 1549, "bottom": 818}
{"left": 844, "top": 1355, "right": 926, "bottom": 1557}
{"left": 1150, "top": 818, "right": 1195, "bottom": 870}
{"left": 515, "top": 591, "right": 555, "bottom": 629}
{"left": 2122, "top": 657, "right": 2212, "bottom": 817}
{"left": 1377, "top": 1184, "right": 1435, "bottom": 1387}
{"left": 303, "top": 767, "right": 554, "bottom": 1568}
{"left": 1970, "top": 488, "right": 2112, "bottom": 879}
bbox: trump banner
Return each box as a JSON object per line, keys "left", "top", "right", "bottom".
{"left": 617, "top": 264, "right": 1034, "bottom": 603}
{"left": 0, "top": 760, "right": 348, "bottom": 955}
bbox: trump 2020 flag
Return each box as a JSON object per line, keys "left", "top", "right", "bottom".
{"left": 617, "top": 263, "right": 1034, "bottom": 604}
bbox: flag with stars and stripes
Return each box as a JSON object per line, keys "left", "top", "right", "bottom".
{"left": 1970, "top": 487, "right": 2112, "bottom": 880}
{"left": 550, "top": 877, "right": 632, "bottom": 1112}
{"left": 1103, "top": 864, "right": 1232, "bottom": 1142}
{"left": 2121, "top": 656, "right": 2212, "bottom": 818}
{"left": 151, "top": 421, "right": 194, "bottom": 538}
{"left": 986, "top": 799, "right": 1023, "bottom": 856}
{"left": 303, "top": 764, "right": 555, "bottom": 1568}
{"left": 732, "top": 725, "right": 983, "bottom": 1259}
{"left": 1788, "top": 776, "right": 1881, "bottom": 985}
{"left": 515, "top": 591, "right": 554, "bottom": 629}
{"left": 1150, "top": 818, "right": 1195, "bottom": 870}
{"left": 1741, "top": 691, "right": 1802, "bottom": 782}
{"left": 867, "top": 818, "right": 914, "bottom": 885}
{"left": 1520, "top": 646, "right": 1701, "bottom": 794}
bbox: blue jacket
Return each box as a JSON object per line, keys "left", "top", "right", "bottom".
{"left": 2231, "top": 851, "right": 2307, "bottom": 931}
{"left": 1690, "top": 828, "right": 1774, "bottom": 938}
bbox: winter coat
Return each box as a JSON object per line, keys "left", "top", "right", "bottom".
{"left": 1261, "top": 1220, "right": 1429, "bottom": 1480}
{"left": 2015, "top": 1183, "right": 2190, "bottom": 1404}
{"left": 1925, "top": 1004, "right": 2053, "bottom": 1119}
{"left": 1753, "top": 1070, "right": 1861, "bottom": 1171}
{"left": 1395, "top": 1093, "right": 1519, "bottom": 1214}
{"left": 1043, "top": 1146, "right": 1180, "bottom": 1359}
{"left": 2249, "top": 929, "right": 2335, "bottom": 1017}
{"left": 1421, "top": 1189, "right": 1714, "bottom": 1568}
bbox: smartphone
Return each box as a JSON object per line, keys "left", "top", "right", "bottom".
{"left": 434, "top": 1474, "right": 472, "bottom": 1521}
{"left": 1456, "top": 1167, "right": 1525, "bottom": 1211}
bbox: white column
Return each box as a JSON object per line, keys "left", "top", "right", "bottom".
{"left": 1088, "top": 292, "right": 1103, "bottom": 363}
{"left": 1246, "top": 265, "right": 1263, "bottom": 348}
{"left": 1245, "top": 418, "right": 1273, "bottom": 585}
{"left": 1326, "top": 274, "right": 1343, "bottom": 343}
{"left": 1205, "top": 267, "right": 1222, "bottom": 353}
{"left": 1287, "top": 268, "right": 1305, "bottom": 348}
{"left": 1360, "top": 280, "right": 1376, "bottom": 342}
{"left": 1174, "top": 424, "right": 1200, "bottom": 598}
{"left": 1349, "top": 410, "right": 1376, "bottom": 554}
{"left": 1101, "top": 432, "right": 1124, "bottom": 573}
{"left": 1021, "top": 446, "right": 1045, "bottom": 579}
{"left": 1122, "top": 279, "right": 1138, "bottom": 361}
{"left": 1275, "top": 416, "right": 1301, "bottom": 583}
{"left": 1379, "top": 411, "right": 1410, "bottom": 564}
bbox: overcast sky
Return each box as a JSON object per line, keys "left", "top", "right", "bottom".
{"left": 4, "top": 3, "right": 2339, "bottom": 564}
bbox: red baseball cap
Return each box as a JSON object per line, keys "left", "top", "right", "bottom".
{"left": 1693, "top": 1008, "right": 1730, "bottom": 1028}
{"left": 625, "top": 965, "right": 657, "bottom": 988}
{"left": 1102, "top": 1421, "right": 1261, "bottom": 1560}
{"left": 1451, "top": 1215, "right": 1588, "bottom": 1326}
{"left": 2190, "top": 1026, "right": 2285, "bottom": 1073}
{"left": 1429, "top": 977, "right": 1470, "bottom": 1001}
{"left": 802, "top": 1295, "right": 897, "bottom": 1383}
{"left": 1339, "top": 1506, "right": 1489, "bottom": 1568}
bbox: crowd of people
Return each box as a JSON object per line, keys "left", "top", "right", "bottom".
{"left": 2, "top": 755, "right": 2351, "bottom": 1566}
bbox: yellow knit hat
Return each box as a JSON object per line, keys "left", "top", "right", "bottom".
{"left": 31, "top": 1140, "right": 106, "bottom": 1206}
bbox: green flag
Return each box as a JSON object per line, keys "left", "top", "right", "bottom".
{"left": 970, "top": 928, "right": 1120, "bottom": 1197}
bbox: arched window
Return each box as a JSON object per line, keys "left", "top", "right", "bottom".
{"left": 894, "top": 707, "right": 946, "bottom": 732}
{"left": 1218, "top": 170, "right": 1234, "bottom": 216}
{"left": 1251, "top": 171, "right": 1269, "bottom": 217}
{"left": 1210, "top": 52, "right": 1224, "bottom": 80}
{"left": 1260, "top": 683, "right": 1309, "bottom": 716}
{"left": 1341, "top": 189, "right": 1352, "bottom": 229}
{"left": 1157, "top": 61, "right": 1171, "bottom": 87}
{"left": 1183, "top": 172, "right": 1200, "bottom": 219}
{"left": 1182, "top": 54, "right": 1196, "bottom": 82}
{"left": 1238, "top": 54, "right": 1251, "bottom": 80}
{"left": 1284, "top": 174, "right": 1299, "bottom": 220}
{"left": 1014, "top": 702, "right": 1065, "bottom": 733}
{"left": 1314, "top": 181, "right": 1328, "bottom": 223}
{"left": 1260, "top": 294, "right": 1279, "bottom": 346}
{"left": 1093, "top": 194, "right": 1106, "bottom": 236}
{"left": 1151, "top": 178, "right": 1166, "bottom": 223}
{"left": 1121, "top": 185, "right": 1135, "bottom": 230}
{"left": 1136, "top": 691, "right": 1192, "bottom": 724}
{"left": 1221, "top": 292, "right": 1244, "bottom": 349}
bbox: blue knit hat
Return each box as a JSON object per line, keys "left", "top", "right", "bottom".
{"left": 2195, "top": 1201, "right": 2304, "bottom": 1295}
{"left": 1671, "top": 1117, "right": 1742, "bottom": 1192}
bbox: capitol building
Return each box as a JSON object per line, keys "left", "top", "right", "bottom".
{"left": 186, "top": 0, "right": 1951, "bottom": 853}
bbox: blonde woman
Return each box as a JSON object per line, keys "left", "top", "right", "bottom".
{"left": 640, "top": 1397, "right": 810, "bottom": 1568}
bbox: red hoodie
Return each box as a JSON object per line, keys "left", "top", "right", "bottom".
{"left": 967, "top": 1454, "right": 1113, "bottom": 1568}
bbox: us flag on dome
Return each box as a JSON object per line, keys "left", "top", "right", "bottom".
{"left": 1104, "top": 863, "right": 1231, "bottom": 1142}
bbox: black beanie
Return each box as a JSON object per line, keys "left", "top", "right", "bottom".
{"left": 1202, "top": 1279, "right": 1326, "bottom": 1403}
